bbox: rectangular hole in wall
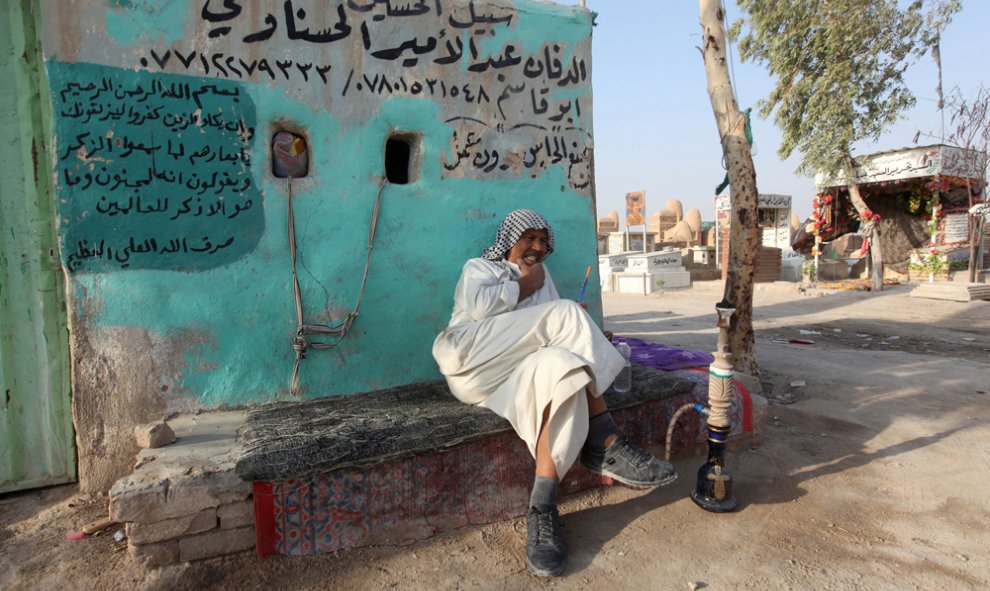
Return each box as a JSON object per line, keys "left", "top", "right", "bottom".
{"left": 272, "top": 130, "right": 309, "bottom": 178}
{"left": 385, "top": 134, "right": 418, "bottom": 184}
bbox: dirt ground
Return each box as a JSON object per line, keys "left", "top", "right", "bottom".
{"left": 2, "top": 280, "right": 989, "bottom": 590}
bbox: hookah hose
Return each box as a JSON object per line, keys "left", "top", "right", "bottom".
{"left": 664, "top": 403, "right": 709, "bottom": 462}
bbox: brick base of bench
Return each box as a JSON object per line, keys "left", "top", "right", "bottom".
{"left": 109, "top": 411, "right": 254, "bottom": 567}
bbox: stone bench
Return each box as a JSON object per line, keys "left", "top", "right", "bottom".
{"left": 237, "top": 366, "right": 754, "bottom": 559}
{"left": 109, "top": 365, "right": 760, "bottom": 565}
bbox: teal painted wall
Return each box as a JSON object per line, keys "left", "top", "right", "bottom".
{"left": 40, "top": 0, "right": 600, "bottom": 409}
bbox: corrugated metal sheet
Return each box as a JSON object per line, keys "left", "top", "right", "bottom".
{"left": 0, "top": 0, "right": 75, "bottom": 493}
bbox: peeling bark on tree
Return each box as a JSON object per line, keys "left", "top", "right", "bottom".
{"left": 700, "top": 0, "right": 760, "bottom": 378}
{"left": 844, "top": 171, "right": 885, "bottom": 291}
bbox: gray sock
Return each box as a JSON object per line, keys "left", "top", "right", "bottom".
{"left": 530, "top": 476, "right": 559, "bottom": 508}
{"left": 586, "top": 411, "right": 619, "bottom": 450}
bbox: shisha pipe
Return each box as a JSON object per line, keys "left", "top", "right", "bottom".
{"left": 691, "top": 298, "right": 739, "bottom": 512}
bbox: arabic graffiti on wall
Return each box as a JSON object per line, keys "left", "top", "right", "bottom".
{"left": 714, "top": 194, "right": 792, "bottom": 211}
{"left": 816, "top": 145, "right": 987, "bottom": 187}
{"left": 38, "top": 0, "right": 597, "bottom": 407}
{"left": 50, "top": 62, "right": 263, "bottom": 272}
{"left": 757, "top": 194, "right": 792, "bottom": 209}
{"left": 123, "top": 0, "right": 594, "bottom": 191}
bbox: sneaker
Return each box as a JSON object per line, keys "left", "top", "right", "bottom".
{"left": 526, "top": 504, "right": 567, "bottom": 577}
{"left": 581, "top": 433, "right": 677, "bottom": 488}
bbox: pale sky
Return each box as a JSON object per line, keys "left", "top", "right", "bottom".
{"left": 562, "top": 0, "right": 988, "bottom": 225}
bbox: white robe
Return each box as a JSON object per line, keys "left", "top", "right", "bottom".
{"left": 433, "top": 258, "right": 625, "bottom": 476}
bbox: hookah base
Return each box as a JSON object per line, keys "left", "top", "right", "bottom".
{"left": 690, "top": 489, "right": 738, "bottom": 513}
{"left": 690, "top": 462, "right": 738, "bottom": 513}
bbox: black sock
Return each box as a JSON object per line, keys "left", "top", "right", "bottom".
{"left": 586, "top": 411, "right": 619, "bottom": 450}
{"left": 530, "top": 476, "right": 559, "bottom": 508}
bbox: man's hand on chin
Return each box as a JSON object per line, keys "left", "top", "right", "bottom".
{"left": 516, "top": 260, "right": 545, "bottom": 301}
{"left": 519, "top": 258, "right": 544, "bottom": 280}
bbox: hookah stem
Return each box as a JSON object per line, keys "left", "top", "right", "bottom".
{"left": 576, "top": 265, "right": 592, "bottom": 302}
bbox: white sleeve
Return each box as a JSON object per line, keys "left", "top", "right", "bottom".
{"left": 542, "top": 266, "right": 560, "bottom": 301}
{"left": 457, "top": 259, "right": 520, "bottom": 321}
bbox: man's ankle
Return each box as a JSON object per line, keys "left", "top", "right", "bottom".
{"left": 530, "top": 476, "right": 559, "bottom": 508}
{"left": 586, "top": 411, "right": 619, "bottom": 450}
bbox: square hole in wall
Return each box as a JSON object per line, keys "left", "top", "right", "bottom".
{"left": 272, "top": 131, "right": 309, "bottom": 178}
{"left": 385, "top": 133, "right": 419, "bottom": 184}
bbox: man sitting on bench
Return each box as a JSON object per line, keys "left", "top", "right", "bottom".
{"left": 432, "top": 209, "right": 676, "bottom": 577}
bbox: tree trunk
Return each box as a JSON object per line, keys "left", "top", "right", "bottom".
{"left": 700, "top": 0, "right": 760, "bottom": 378}
{"left": 969, "top": 224, "right": 979, "bottom": 283}
{"left": 976, "top": 214, "right": 987, "bottom": 277}
{"left": 967, "top": 178, "right": 978, "bottom": 283}
{"left": 844, "top": 180, "right": 884, "bottom": 291}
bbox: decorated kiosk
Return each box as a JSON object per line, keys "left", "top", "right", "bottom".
{"left": 798, "top": 144, "right": 988, "bottom": 286}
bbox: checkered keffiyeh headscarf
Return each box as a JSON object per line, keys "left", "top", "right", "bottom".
{"left": 481, "top": 209, "right": 555, "bottom": 263}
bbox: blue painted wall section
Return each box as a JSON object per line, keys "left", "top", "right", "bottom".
{"left": 41, "top": 0, "right": 599, "bottom": 408}
{"left": 50, "top": 62, "right": 263, "bottom": 272}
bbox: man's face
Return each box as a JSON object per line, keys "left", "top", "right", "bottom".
{"left": 506, "top": 228, "right": 549, "bottom": 268}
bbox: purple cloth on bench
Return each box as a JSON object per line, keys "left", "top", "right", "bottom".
{"left": 612, "top": 335, "right": 714, "bottom": 371}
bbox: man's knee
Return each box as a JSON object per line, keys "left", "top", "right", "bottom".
{"left": 547, "top": 299, "right": 584, "bottom": 319}
{"left": 549, "top": 299, "right": 598, "bottom": 331}
{"left": 530, "top": 345, "right": 579, "bottom": 365}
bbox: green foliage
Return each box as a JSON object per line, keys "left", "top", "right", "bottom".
{"left": 730, "top": 0, "right": 961, "bottom": 179}
{"left": 905, "top": 182, "right": 931, "bottom": 214}
{"left": 908, "top": 250, "right": 948, "bottom": 273}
